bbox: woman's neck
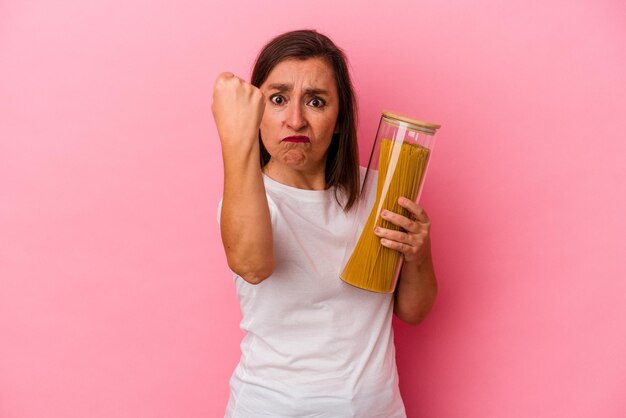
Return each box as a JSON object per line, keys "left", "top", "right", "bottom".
{"left": 262, "top": 159, "right": 327, "bottom": 190}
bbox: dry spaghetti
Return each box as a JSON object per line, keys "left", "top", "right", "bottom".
{"left": 340, "top": 138, "right": 430, "bottom": 293}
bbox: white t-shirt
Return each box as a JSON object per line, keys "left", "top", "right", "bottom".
{"left": 220, "top": 171, "right": 406, "bottom": 418}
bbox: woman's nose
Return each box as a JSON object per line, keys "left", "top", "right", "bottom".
{"left": 285, "top": 103, "right": 307, "bottom": 131}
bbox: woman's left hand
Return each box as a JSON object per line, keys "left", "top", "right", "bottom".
{"left": 373, "top": 196, "right": 431, "bottom": 265}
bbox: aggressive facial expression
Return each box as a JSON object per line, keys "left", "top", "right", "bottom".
{"left": 259, "top": 57, "right": 339, "bottom": 178}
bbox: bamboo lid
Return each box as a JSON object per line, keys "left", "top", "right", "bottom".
{"left": 382, "top": 111, "right": 441, "bottom": 135}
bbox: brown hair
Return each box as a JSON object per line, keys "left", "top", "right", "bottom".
{"left": 251, "top": 29, "right": 360, "bottom": 212}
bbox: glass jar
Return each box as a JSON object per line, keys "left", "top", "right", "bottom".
{"left": 340, "top": 111, "right": 440, "bottom": 293}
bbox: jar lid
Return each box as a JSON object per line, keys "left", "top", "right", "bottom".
{"left": 382, "top": 111, "right": 441, "bottom": 135}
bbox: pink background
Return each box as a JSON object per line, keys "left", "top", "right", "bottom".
{"left": 2, "top": 0, "right": 625, "bottom": 417}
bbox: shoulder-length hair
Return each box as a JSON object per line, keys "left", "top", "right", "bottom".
{"left": 251, "top": 29, "right": 360, "bottom": 212}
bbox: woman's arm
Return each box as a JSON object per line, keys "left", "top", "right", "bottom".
{"left": 373, "top": 197, "right": 438, "bottom": 325}
{"left": 393, "top": 243, "right": 437, "bottom": 325}
{"left": 212, "top": 73, "right": 274, "bottom": 284}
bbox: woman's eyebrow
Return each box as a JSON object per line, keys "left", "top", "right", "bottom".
{"left": 304, "top": 88, "right": 328, "bottom": 95}
{"left": 266, "top": 83, "right": 329, "bottom": 95}
{"left": 267, "top": 83, "right": 291, "bottom": 91}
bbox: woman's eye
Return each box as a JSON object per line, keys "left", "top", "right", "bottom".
{"left": 270, "top": 95, "right": 285, "bottom": 105}
{"left": 308, "top": 98, "right": 325, "bottom": 108}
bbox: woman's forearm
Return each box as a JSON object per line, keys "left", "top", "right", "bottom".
{"left": 393, "top": 243, "right": 438, "bottom": 325}
{"left": 213, "top": 72, "right": 274, "bottom": 284}
{"left": 220, "top": 143, "right": 274, "bottom": 284}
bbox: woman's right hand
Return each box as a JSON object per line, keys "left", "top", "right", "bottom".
{"left": 211, "top": 72, "right": 265, "bottom": 148}
{"left": 213, "top": 73, "right": 274, "bottom": 284}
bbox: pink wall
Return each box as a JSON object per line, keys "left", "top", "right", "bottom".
{"left": 1, "top": 1, "right": 625, "bottom": 417}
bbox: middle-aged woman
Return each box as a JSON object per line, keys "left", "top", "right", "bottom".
{"left": 212, "top": 29, "right": 437, "bottom": 417}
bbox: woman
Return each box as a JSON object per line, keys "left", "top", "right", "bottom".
{"left": 212, "top": 29, "right": 437, "bottom": 418}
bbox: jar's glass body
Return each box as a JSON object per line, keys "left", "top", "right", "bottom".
{"left": 340, "top": 112, "right": 440, "bottom": 293}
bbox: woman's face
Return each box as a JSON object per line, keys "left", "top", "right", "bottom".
{"left": 259, "top": 57, "right": 339, "bottom": 176}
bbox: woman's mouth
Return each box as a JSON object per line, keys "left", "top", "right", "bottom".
{"left": 282, "top": 135, "right": 310, "bottom": 143}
